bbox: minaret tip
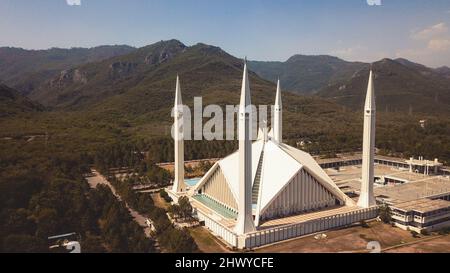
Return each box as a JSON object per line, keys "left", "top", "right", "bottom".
{"left": 274, "top": 78, "right": 282, "bottom": 143}
{"left": 275, "top": 78, "right": 282, "bottom": 107}
{"left": 175, "top": 75, "right": 182, "bottom": 106}
{"left": 364, "top": 69, "right": 375, "bottom": 110}
{"left": 240, "top": 57, "right": 251, "bottom": 108}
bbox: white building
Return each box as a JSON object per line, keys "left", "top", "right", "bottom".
{"left": 167, "top": 64, "right": 379, "bottom": 249}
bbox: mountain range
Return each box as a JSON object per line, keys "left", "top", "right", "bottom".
{"left": 0, "top": 45, "right": 135, "bottom": 96}
{"left": 250, "top": 56, "right": 450, "bottom": 114}
{"left": 318, "top": 58, "right": 450, "bottom": 113}
{"left": 2, "top": 40, "right": 449, "bottom": 116}
{"left": 0, "top": 40, "right": 360, "bottom": 149}
{"left": 1, "top": 39, "right": 449, "bottom": 163}
{"left": 249, "top": 55, "right": 367, "bottom": 95}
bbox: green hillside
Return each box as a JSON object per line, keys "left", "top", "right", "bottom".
{"left": 318, "top": 58, "right": 450, "bottom": 114}
{"left": 0, "top": 45, "right": 136, "bottom": 96}
{"left": 0, "top": 84, "right": 44, "bottom": 118}
{"left": 249, "top": 55, "right": 366, "bottom": 95}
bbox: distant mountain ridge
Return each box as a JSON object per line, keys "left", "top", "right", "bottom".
{"left": 317, "top": 58, "right": 450, "bottom": 114}
{"left": 435, "top": 66, "right": 450, "bottom": 79}
{"left": 249, "top": 54, "right": 450, "bottom": 114}
{"left": 13, "top": 40, "right": 351, "bottom": 144}
{"left": 249, "top": 55, "right": 367, "bottom": 95}
{"left": 28, "top": 39, "right": 189, "bottom": 108}
{"left": 28, "top": 39, "right": 280, "bottom": 112}
{"left": 1, "top": 40, "right": 449, "bottom": 116}
{"left": 0, "top": 45, "right": 136, "bottom": 95}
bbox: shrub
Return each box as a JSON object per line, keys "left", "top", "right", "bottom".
{"left": 159, "top": 189, "right": 172, "bottom": 203}
{"left": 378, "top": 204, "right": 392, "bottom": 224}
{"left": 420, "top": 229, "right": 430, "bottom": 236}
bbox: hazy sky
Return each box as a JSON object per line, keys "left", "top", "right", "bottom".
{"left": 1, "top": 0, "right": 449, "bottom": 67}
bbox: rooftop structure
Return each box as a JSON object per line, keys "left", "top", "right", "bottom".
{"left": 391, "top": 198, "right": 450, "bottom": 232}
{"left": 393, "top": 198, "right": 450, "bottom": 213}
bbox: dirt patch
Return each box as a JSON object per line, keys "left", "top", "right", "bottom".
{"left": 255, "top": 221, "right": 441, "bottom": 253}
{"left": 188, "top": 226, "right": 232, "bottom": 253}
{"left": 151, "top": 192, "right": 170, "bottom": 210}
{"left": 386, "top": 235, "right": 450, "bottom": 253}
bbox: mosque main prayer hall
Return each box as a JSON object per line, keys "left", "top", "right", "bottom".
{"left": 167, "top": 60, "right": 380, "bottom": 249}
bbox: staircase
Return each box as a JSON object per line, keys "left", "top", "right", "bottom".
{"left": 252, "top": 150, "right": 264, "bottom": 204}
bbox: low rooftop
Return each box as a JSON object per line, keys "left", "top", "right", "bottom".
{"left": 325, "top": 164, "right": 450, "bottom": 204}
{"left": 392, "top": 198, "right": 450, "bottom": 213}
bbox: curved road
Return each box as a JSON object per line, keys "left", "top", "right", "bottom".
{"left": 86, "top": 169, "right": 160, "bottom": 250}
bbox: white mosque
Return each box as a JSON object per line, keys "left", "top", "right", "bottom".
{"left": 167, "top": 60, "right": 379, "bottom": 249}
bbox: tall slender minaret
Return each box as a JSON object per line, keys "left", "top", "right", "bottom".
{"left": 273, "top": 78, "right": 282, "bottom": 143}
{"left": 172, "top": 75, "right": 186, "bottom": 193}
{"left": 357, "top": 70, "right": 376, "bottom": 208}
{"left": 235, "top": 59, "right": 256, "bottom": 235}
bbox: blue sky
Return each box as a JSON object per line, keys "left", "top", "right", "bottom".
{"left": 0, "top": 0, "right": 449, "bottom": 67}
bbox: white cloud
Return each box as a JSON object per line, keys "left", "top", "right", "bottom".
{"left": 331, "top": 45, "right": 366, "bottom": 58}
{"left": 396, "top": 22, "right": 450, "bottom": 67}
{"left": 411, "top": 22, "right": 448, "bottom": 40}
{"left": 428, "top": 39, "right": 450, "bottom": 51}
{"left": 331, "top": 45, "right": 387, "bottom": 63}
{"left": 66, "top": 0, "right": 81, "bottom": 6}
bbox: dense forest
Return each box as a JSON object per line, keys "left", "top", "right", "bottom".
{"left": 0, "top": 140, "right": 154, "bottom": 252}
{"left": 0, "top": 138, "right": 198, "bottom": 253}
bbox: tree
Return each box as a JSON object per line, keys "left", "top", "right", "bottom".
{"left": 2, "top": 234, "right": 47, "bottom": 253}
{"left": 185, "top": 164, "right": 194, "bottom": 174}
{"left": 420, "top": 229, "right": 430, "bottom": 236}
{"left": 198, "top": 161, "right": 213, "bottom": 173}
{"left": 159, "top": 189, "right": 172, "bottom": 203}
{"left": 160, "top": 228, "right": 198, "bottom": 253}
{"left": 81, "top": 235, "right": 107, "bottom": 253}
{"left": 378, "top": 204, "right": 392, "bottom": 224}
{"left": 178, "top": 196, "right": 193, "bottom": 221}
{"left": 168, "top": 204, "right": 181, "bottom": 221}
{"left": 35, "top": 208, "right": 59, "bottom": 238}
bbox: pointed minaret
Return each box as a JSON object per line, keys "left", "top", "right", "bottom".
{"left": 273, "top": 78, "right": 282, "bottom": 143}
{"left": 235, "top": 58, "right": 256, "bottom": 235}
{"left": 172, "top": 75, "right": 186, "bottom": 193}
{"left": 357, "top": 70, "right": 376, "bottom": 208}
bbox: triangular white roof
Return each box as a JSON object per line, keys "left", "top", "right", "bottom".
{"left": 200, "top": 139, "right": 354, "bottom": 213}
{"left": 259, "top": 140, "right": 302, "bottom": 210}
{"left": 217, "top": 140, "right": 264, "bottom": 200}
{"left": 278, "top": 143, "right": 354, "bottom": 206}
